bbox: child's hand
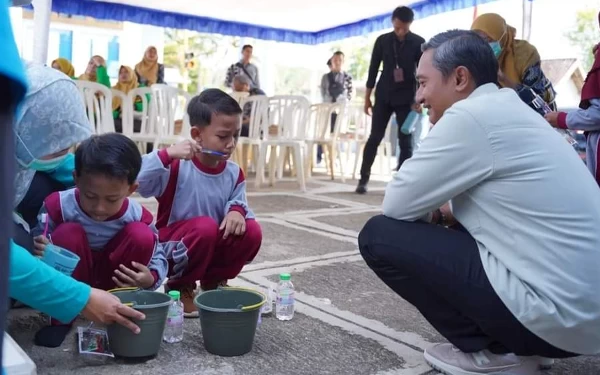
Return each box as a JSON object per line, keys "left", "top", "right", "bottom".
{"left": 219, "top": 211, "right": 246, "bottom": 239}
{"left": 166, "top": 140, "right": 201, "bottom": 160}
{"left": 112, "top": 262, "right": 155, "bottom": 289}
{"left": 33, "top": 235, "right": 49, "bottom": 258}
{"left": 544, "top": 112, "right": 559, "bottom": 127}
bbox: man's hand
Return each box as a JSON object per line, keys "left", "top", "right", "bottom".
{"left": 439, "top": 203, "right": 457, "bottom": 227}
{"left": 82, "top": 288, "right": 145, "bottom": 334}
{"left": 33, "top": 235, "right": 49, "bottom": 258}
{"left": 364, "top": 98, "right": 373, "bottom": 116}
{"left": 544, "top": 111, "right": 560, "bottom": 127}
{"left": 166, "top": 140, "right": 201, "bottom": 160}
{"left": 112, "top": 262, "right": 155, "bottom": 289}
{"left": 219, "top": 211, "right": 246, "bottom": 239}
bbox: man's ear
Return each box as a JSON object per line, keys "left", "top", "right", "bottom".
{"left": 454, "top": 66, "right": 471, "bottom": 92}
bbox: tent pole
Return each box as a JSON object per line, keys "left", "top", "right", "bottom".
{"left": 522, "top": 0, "right": 533, "bottom": 41}
{"left": 32, "top": 0, "right": 52, "bottom": 64}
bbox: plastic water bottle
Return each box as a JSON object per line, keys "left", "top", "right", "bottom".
{"left": 163, "top": 290, "right": 184, "bottom": 343}
{"left": 276, "top": 273, "right": 295, "bottom": 321}
{"left": 529, "top": 89, "right": 578, "bottom": 147}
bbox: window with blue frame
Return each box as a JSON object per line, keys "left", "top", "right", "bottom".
{"left": 57, "top": 31, "right": 73, "bottom": 61}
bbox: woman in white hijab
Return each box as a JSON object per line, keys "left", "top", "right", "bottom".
{"left": 12, "top": 62, "right": 92, "bottom": 251}
{"left": 9, "top": 63, "right": 146, "bottom": 349}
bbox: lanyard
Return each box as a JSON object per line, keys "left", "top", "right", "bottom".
{"left": 392, "top": 38, "right": 406, "bottom": 69}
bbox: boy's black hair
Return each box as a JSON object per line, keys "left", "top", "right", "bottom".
{"left": 333, "top": 50, "right": 345, "bottom": 57}
{"left": 74, "top": 133, "right": 142, "bottom": 185}
{"left": 187, "top": 88, "right": 242, "bottom": 127}
{"left": 242, "top": 44, "right": 253, "bottom": 51}
{"left": 392, "top": 6, "right": 414, "bottom": 23}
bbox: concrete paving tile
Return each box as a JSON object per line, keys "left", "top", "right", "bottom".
{"left": 252, "top": 221, "right": 356, "bottom": 264}
{"left": 7, "top": 309, "right": 405, "bottom": 375}
{"left": 268, "top": 260, "right": 443, "bottom": 344}
{"left": 319, "top": 191, "right": 385, "bottom": 207}
{"left": 311, "top": 211, "right": 378, "bottom": 232}
{"left": 249, "top": 195, "right": 349, "bottom": 215}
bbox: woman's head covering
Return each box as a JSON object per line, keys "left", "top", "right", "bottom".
{"left": 112, "top": 65, "right": 139, "bottom": 111}
{"left": 14, "top": 62, "right": 92, "bottom": 206}
{"left": 51, "top": 57, "right": 75, "bottom": 77}
{"left": 79, "top": 55, "right": 106, "bottom": 82}
{"left": 471, "top": 13, "right": 540, "bottom": 85}
{"left": 135, "top": 46, "right": 159, "bottom": 86}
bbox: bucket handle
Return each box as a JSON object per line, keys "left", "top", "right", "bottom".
{"left": 107, "top": 287, "right": 140, "bottom": 307}
{"left": 216, "top": 286, "right": 266, "bottom": 311}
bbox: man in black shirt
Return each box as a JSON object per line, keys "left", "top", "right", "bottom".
{"left": 356, "top": 6, "right": 425, "bottom": 194}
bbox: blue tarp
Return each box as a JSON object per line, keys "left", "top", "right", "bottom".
{"left": 38, "top": 0, "right": 501, "bottom": 44}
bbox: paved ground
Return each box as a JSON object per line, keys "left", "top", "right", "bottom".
{"left": 6, "top": 169, "right": 600, "bottom": 374}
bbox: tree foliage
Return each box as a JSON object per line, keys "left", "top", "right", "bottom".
{"left": 566, "top": 8, "right": 600, "bottom": 71}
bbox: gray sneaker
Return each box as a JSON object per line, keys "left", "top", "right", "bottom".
{"left": 424, "top": 343, "right": 541, "bottom": 375}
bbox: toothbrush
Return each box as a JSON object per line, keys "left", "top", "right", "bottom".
{"left": 42, "top": 213, "right": 49, "bottom": 237}
{"left": 199, "top": 148, "right": 227, "bottom": 157}
{"left": 41, "top": 213, "right": 53, "bottom": 244}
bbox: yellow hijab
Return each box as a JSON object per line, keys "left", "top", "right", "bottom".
{"left": 112, "top": 65, "right": 139, "bottom": 111}
{"left": 52, "top": 58, "right": 75, "bottom": 77}
{"left": 79, "top": 55, "right": 106, "bottom": 82}
{"left": 135, "top": 46, "right": 159, "bottom": 86}
{"left": 471, "top": 13, "right": 540, "bottom": 86}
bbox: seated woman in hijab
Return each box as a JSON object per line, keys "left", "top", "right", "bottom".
{"left": 51, "top": 57, "right": 75, "bottom": 78}
{"left": 78, "top": 55, "right": 111, "bottom": 88}
{"left": 471, "top": 13, "right": 557, "bottom": 113}
{"left": 135, "top": 46, "right": 164, "bottom": 86}
{"left": 13, "top": 62, "right": 92, "bottom": 253}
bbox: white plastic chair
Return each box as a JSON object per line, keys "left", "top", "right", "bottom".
{"left": 76, "top": 80, "right": 114, "bottom": 134}
{"left": 254, "top": 95, "right": 309, "bottom": 191}
{"left": 305, "top": 102, "right": 347, "bottom": 181}
{"left": 350, "top": 110, "right": 393, "bottom": 180}
{"left": 151, "top": 84, "right": 192, "bottom": 147}
{"left": 235, "top": 95, "right": 269, "bottom": 175}
{"left": 229, "top": 91, "right": 250, "bottom": 104}
{"left": 126, "top": 87, "right": 156, "bottom": 153}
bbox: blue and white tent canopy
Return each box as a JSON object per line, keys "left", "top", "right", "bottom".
{"left": 44, "top": 0, "right": 498, "bottom": 44}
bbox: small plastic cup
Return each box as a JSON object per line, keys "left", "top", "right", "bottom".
{"left": 42, "top": 244, "right": 80, "bottom": 276}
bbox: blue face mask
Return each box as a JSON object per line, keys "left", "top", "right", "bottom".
{"left": 15, "top": 132, "right": 69, "bottom": 172}
{"left": 28, "top": 154, "right": 69, "bottom": 172}
{"left": 489, "top": 41, "right": 502, "bottom": 58}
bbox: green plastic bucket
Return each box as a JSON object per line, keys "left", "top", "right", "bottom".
{"left": 107, "top": 288, "right": 172, "bottom": 358}
{"left": 194, "top": 287, "right": 265, "bottom": 356}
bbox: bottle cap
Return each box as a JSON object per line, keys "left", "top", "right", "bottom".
{"left": 168, "top": 290, "right": 181, "bottom": 300}
{"left": 279, "top": 273, "right": 291, "bottom": 281}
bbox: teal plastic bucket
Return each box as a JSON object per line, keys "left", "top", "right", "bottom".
{"left": 194, "top": 287, "right": 265, "bottom": 356}
{"left": 42, "top": 244, "right": 80, "bottom": 275}
{"left": 107, "top": 288, "right": 172, "bottom": 358}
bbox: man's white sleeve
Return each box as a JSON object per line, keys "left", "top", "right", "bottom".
{"left": 382, "top": 107, "right": 495, "bottom": 221}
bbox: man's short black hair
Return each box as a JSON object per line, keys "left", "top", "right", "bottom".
{"left": 333, "top": 50, "right": 344, "bottom": 57}
{"left": 74, "top": 133, "right": 141, "bottom": 185}
{"left": 392, "top": 6, "right": 414, "bottom": 23}
{"left": 242, "top": 44, "right": 253, "bottom": 51}
{"left": 187, "top": 88, "right": 242, "bottom": 127}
